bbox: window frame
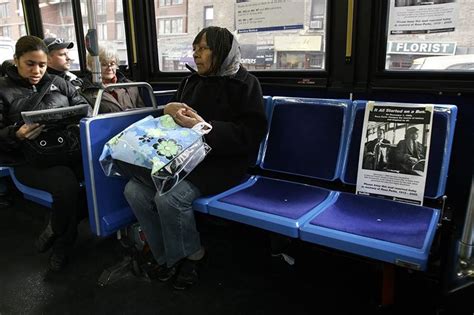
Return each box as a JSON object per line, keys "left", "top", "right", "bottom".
{"left": 148, "top": 0, "right": 331, "bottom": 88}
{"left": 367, "top": 0, "right": 474, "bottom": 93}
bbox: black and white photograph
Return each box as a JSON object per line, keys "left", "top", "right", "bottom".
{"left": 361, "top": 122, "right": 428, "bottom": 176}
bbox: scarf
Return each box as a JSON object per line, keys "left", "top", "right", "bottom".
{"left": 216, "top": 35, "right": 241, "bottom": 77}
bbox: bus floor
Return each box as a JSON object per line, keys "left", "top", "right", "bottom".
{"left": 0, "top": 182, "right": 473, "bottom": 315}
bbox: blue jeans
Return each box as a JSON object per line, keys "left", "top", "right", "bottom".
{"left": 124, "top": 178, "right": 202, "bottom": 267}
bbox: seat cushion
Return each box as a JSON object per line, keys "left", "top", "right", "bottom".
{"left": 309, "top": 193, "right": 435, "bottom": 248}
{"left": 218, "top": 177, "right": 330, "bottom": 219}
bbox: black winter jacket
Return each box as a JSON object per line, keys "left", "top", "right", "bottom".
{"left": 0, "top": 65, "right": 90, "bottom": 164}
{"left": 174, "top": 67, "right": 267, "bottom": 195}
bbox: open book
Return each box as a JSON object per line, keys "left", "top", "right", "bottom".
{"left": 21, "top": 104, "right": 90, "bottom": 125}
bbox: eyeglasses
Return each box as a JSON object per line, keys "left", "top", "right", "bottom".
{"left": 46, "top": 38, "right": 64, "bottom": 48}
{"left": 101, "top": 61, "right": 117, "bottom": 68}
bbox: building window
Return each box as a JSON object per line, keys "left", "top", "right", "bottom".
{"left": 0, "top": 26, "right": 11, "bottom": 38}
{"left": 158, "top": 17, "right": 183, "bottom": 34}
{"left": 204, "top": 6, "right": 213, "bottom": 28}
{"left": 97, "top": 0, "right": 106, "bottom": 15}
{"left": 116, "top": 22, "right": 125, "bottom": 40}
{"left": 159, "top": 0, "right": 182, "bottom": 6}
{"left": 60, "top": 3, "right": 73, "bottom": 17}
{"left": 17, "top": 0, "right": 23, "bottom": 16}
{"left": 66, "top": 26, "right": 74, "bottom": 41}
{"left": 98, "top": 23, "right": 107, "bottom": 40}
{"left": 0, "top": 3, "right": 8, "bottom": 18}
{"left": 80, "top": 2, "right": 87, "bottom": 16}
{"left": 116, "top": 0, "right": 123, "bottom": 13}
{"left": 18, "top": 24, "right": 26, "bottom": 36}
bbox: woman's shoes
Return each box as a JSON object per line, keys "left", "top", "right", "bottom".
{"left": 146, "top": 264, "right": 177, "bottom": 282}
{"left": 35, "top": 220, "right": 57, "bottom": 253}
{"left": 49, "top": 252, "right": 68, "bottom": 271}
{"left": 173, "top": 259, "right": 200, "bottom": 290}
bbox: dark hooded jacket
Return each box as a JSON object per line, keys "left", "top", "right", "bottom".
{"left": 173, "top": 66, "right": 267, "bottom": 195}
{"left": 47, "top": 67, "right": 83, "bottom": 89}
{"left": 0, "top": 65, "right": 90, "bottom": 164}
{"left": 81, "top": 70, "right": 145, "bottom": 113}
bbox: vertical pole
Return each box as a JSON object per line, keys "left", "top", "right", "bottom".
{"left": 85, "top": 0, "right": 101, "bottom": 84}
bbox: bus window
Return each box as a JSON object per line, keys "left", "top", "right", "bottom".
{"left": 155, "top": 0, "right": 328, "bottom": 72}
{"left": 80, "top": 0, "right": 129, "bottom": 68}
{"left": 39, "top": 0, "right": 81, "bottom": 70}
{"left": 386, "top": 0, "right": 474, "bottom": 72}
{"left": 0, "top": 0, "right": 27, "bottom": 65}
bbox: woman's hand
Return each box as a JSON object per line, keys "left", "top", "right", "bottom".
{"left": 164, "top": 102, "right": 195, "bottom": 118}
{"left": 15, "top": 123, "right": 44, "bottom": 140}
{"left": 174, "top": 108, "right": 205, "bottom": 128}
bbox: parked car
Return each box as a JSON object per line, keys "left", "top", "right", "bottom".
{"left": 410, "top": 54, "right": 474, "bottom": 70}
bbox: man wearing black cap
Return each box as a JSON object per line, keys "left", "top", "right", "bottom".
{"left": 43, "top": 37, "right": 83, "bottom": 88}
{"left": 395, "top": 126, "right": 426, "bottom": 175}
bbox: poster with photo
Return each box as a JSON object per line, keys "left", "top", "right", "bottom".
{"left": 235, "top": 0, "right": 304, "bottom": 33}
{"left": 388, "top": 0, "right": 458, "bottom": 35}
{"left": 356, "top": 101, "right": 434, "bottom": 205}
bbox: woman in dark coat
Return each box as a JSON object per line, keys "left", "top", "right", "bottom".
{"left": 124, "top": 26, "right": 267, "bottom": 289}
{"left": 0, "top": 36, "right": 90, "bottom": 271}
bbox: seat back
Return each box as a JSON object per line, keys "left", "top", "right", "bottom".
{"left": 81, "top": 108, "right": 162, "bottom": 236}
{"left": 0, "top": 167, "right": 9, "bottom": 177}
{"left": 192, "top": 96, "right": 273, "bottom": 213}
{"left": 261, "top": 97, "right": 351, "bottom": 181}
{"left": 9, "top": 168, "right": 53, "bottom": 208}
{"left": 341, "top": 101, "right": 457, "bottom": 199}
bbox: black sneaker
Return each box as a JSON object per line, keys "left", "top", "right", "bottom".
{"left": 49, "top": 252, "right": 68, "bottom": 271}
{"left": 36, "top": 219, "right": 57, "bottom": 253}
{"left": 146, "top": 264, "right": 177, "bottom": 282}
{"left": 173, "top": 259, "right": 200, "bottom": 290}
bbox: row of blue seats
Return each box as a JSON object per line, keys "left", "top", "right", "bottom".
{"left": 198, "top": 98, "right": 456, "bottom": 271}
{"left": 7, "top": 96, "right": 457, "bottom": 272}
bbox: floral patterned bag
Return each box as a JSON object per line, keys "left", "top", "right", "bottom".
{"left": 99, "top": 114, "right": 211, "bottom": 195}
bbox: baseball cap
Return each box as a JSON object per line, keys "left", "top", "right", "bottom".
{"left": 44, "top": 37, "right": 74, "bottom": 52}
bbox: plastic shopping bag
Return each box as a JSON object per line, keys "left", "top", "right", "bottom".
{"left": 100, "top": 114, "right": 211, "bottom": 195}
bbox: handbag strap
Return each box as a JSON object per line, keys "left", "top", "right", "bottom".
{"left": 27, "top": 76, "right": 58, "bottom": 111}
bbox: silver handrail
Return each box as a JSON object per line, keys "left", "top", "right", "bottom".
{"left": 92, "top": 82, "right": 158, "bottom": 117}
{"left": 459, "top": 172, "right": 474, "bottom": 262}
{"left": 153, "top": 89, "right": 177, "bottom": 96}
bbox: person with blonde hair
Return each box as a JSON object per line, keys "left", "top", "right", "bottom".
{"left": 81, "top": 44, "right": 144, "bottom": 113}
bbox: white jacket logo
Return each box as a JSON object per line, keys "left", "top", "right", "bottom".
{"left": 50, "top": 84, "right": 59, "bottom": 91}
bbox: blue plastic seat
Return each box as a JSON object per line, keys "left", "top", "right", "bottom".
{"left": 299, "top": 101, "right": 457, "bottom": 270}
{"left": 9, "top": 167, "right": 53, "bottom": 208}
{"left": 207, "top": 97, "right": 352, "bottom": 237}
{"left": 81, "top": 108, "right": 162, "bottom": 236}
{"left": 192, "top": 96, "right": 273, "bottom": 213}
{"left": 0, "top": 167, "right": 9, "bottom": 178}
